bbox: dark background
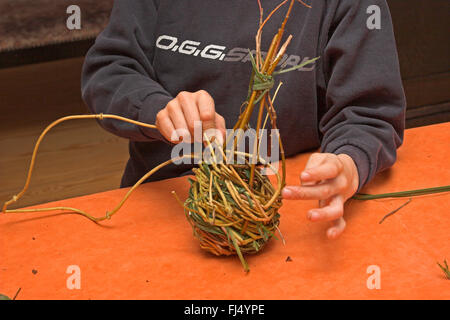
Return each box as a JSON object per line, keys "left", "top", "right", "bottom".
{"left": 1, "top": 0, "right": 449, "bottom": 208}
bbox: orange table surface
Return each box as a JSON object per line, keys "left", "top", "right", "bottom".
{"left": 1, "top": 123, "right": 449, "bottom": 300}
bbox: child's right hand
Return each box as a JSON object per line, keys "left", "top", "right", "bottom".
{"left": 156, "top": 90, "right": 226, "bottom": 144}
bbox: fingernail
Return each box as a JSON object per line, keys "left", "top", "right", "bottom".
{"left": 301, "top": 172, "right": 311, "bottom": 180}
{"left": 171, "top": 131, "right": 180, "bottom": 142}
{"left": 282, "top": 188, "right": 292, "bottom": 198}
{"left": 308, "top": 210, "right": 320, "bottom": 220}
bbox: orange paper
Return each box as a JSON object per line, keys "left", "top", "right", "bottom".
{"left": 1, "top": 123, "right": 449, "bottom": 299}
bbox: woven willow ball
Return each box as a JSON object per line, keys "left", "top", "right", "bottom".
{"left": 184, "top": 162, "right": 283, "bottom": 261}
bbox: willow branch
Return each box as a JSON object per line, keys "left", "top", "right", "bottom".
{"left": 2, "top": 113, "right": 158, "bottom": 213}
{"left": 4, "top": 155, "right": 197, "bottom": 222}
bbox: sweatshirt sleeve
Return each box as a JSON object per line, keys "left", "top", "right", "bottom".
{"left": 81, "top": 0, "right": 172, "bottom": 142}
{"left": 319, "top": 0, "right": 406, "bottom": 191}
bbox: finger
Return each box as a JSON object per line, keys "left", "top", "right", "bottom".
{"left": 167, "top": 99, "right": 191, "bottom": 142}
{"left": 301, "top": 158, "right": 343, "bottom": 183}
{"left": 307, "top": 195, "right": 344, "bottom": 222}
{"left": 203, "top": 128, "right": 225, "bottom": 147}
{"left": 156, "top": 109, "right": 179, "bottom": 143}
{"left": 282, "top": 182, "right": 338, "bottom": 200}
{"left": 318, "top": 199, "right": 327, "bottom": 208}
{"left": 301, "top": 153, "right": 326, "bottom": 185}
{"left": 302, "top": 179, "right": 319, "bottom": 187}
{"left": 327, "top": 217, "right": 346, "bottom": 239}
{"left": 177, "top": 92, "right": 201, "bottom": 139}
{"left": 215, "top": 114, "right": 226, "bottom": 140}
{"left": 196, "top": 90, "right": 216, "bottom": 132}
{"left": 303, "top": 153, "right": 326, "bottom": 170}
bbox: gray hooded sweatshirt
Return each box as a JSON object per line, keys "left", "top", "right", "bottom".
{"left": 81, "top": 0, "right": 406, "bottom": 190}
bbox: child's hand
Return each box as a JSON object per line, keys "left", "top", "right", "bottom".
{"left": 281, "top": 153, "right": 359, "bottom": 239}
{"left": 156, "top": 90, "right": 226, "bottom": 143}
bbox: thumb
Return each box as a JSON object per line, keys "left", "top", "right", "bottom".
{"left": 203, "top": 114, "right": 226, "bottom": 146}
{"left": 215, "top": 114, "right": 226, "bottom": 141}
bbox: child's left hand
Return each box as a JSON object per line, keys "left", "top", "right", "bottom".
{"left": 281, "top": 153, "right": 359, "bottom": 239}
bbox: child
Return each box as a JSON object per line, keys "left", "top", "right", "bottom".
{"left": 82, "top": 0, "right": 406, "bottom": 239}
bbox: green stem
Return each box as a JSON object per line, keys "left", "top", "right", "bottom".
{"left": 228, "top": 228, "right": 249, "bottom": 273}
{"left": 352, "top": 185, "right": 450, "bottom": 200}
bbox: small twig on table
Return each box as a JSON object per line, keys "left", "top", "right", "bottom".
{"left": 0, "top": 287, "right": 21, "bottom": 300}
{"left": 437, "top": 260, "right": 450, "bottom": 280}
{"left": 378, "top": 198, "right": 412, "bottom": 224}
{"left": 12, "top": 288, "right": 21, "bottom": 300}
